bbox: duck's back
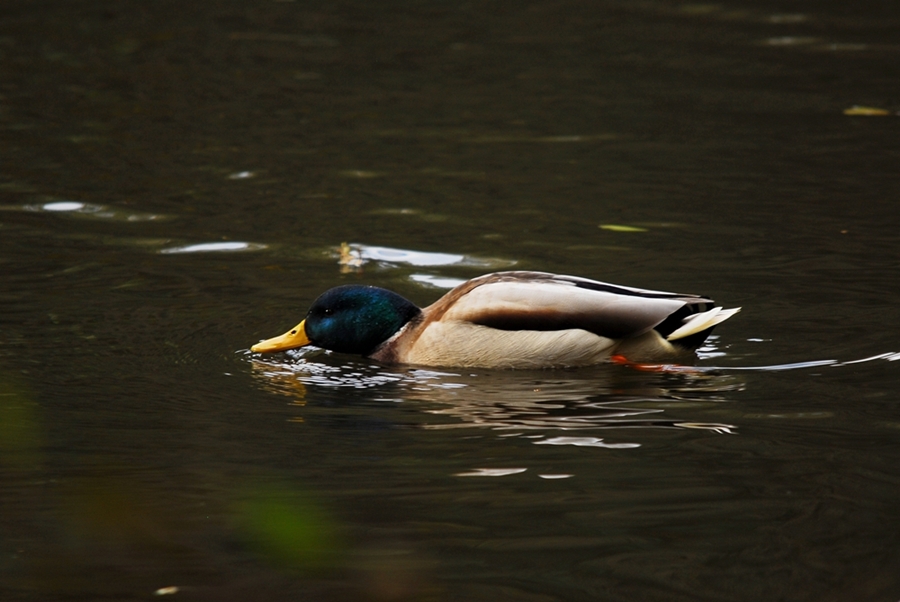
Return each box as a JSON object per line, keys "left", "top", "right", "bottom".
{"left": 377, "top": 272, "right": 729, "bottom": 368}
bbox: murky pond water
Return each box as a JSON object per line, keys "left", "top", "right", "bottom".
{"left": 3, "top": 1, "right": 900, "bottom": 600}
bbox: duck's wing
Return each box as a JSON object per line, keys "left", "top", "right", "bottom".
{"left": 425, "top": 271, "right": 731, "bottom": 341}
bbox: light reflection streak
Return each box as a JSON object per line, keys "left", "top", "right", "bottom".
{"left": 687, "top": 351, "right": 900, "bottom": 372}
{"left": 8, "top": 200, "right": 168, "bottom": 221}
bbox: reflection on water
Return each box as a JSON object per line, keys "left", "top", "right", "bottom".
{"left": 334, "top": 242, "right": 516, "bottom": 275}
{"left": 249, "top": 346, "right": 900, "bottom": 448}
{"left": 249, "top": 352, "right": 743, "bottom": 440}
{"left": 454, "top": 468, "right": 528, "bottom": 477}
{"left": 159, "top": 241, "right": 268, "bottom": 254}
{"left": 2, "top": 200, "right": 168, "bottom": 222}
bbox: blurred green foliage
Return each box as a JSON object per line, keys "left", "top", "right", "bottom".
{"left": 235, "top": 482, "right": 342, "bottom": 572}
{"left": 0, "top": 371, "right": 42, "bottom": 471}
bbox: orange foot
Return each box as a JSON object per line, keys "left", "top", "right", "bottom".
{"left": 609, "top": 355, "right": 701, "bottom": 374}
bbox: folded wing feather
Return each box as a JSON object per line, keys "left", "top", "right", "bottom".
{"left": 665, "top": 306, "right": 742, "bottom": 341}
{"left": 435, "top": 274, "right": 705, "bottom": 340}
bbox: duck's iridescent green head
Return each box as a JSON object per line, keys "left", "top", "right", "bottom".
{"left": 251, "top": 285, "right": 421, "bottom": 356}
{"left": 305, "top": 285, "right": 421, "bottom": 354}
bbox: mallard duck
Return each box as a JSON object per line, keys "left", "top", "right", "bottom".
{"left": 250, "top": 271, "right": 739, "bottom": 369}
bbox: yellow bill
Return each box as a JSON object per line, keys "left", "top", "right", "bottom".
{"left": 251, "top": 320, "right": 311, "bottom": 353}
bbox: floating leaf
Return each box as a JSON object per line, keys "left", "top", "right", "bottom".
{"left": 154, "top": 587, "right": 179, "bottom": 596}
{"left": 843, "top": 106, "right": 892, "bottom": 116}
{"left": 337, "top": 241, "right": 365, "bottom": 273}
{"left": 763, "top": 36, "right": 817, "bottom": 46}
{"left": 599, "top": 224, "right": 648, "bottom": 233}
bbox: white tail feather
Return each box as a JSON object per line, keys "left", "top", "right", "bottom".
{"left": 666, "top": 307, "right": 741, "bottom": 341}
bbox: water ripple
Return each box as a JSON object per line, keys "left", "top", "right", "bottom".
{"left": 248, "top": 354, "right": 743, "bottom": 442}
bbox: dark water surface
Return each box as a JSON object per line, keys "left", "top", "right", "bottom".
{"left": 2, "top": 1, "right": 900, "bottom": 600}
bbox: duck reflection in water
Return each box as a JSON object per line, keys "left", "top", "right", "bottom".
{"left": 249, "top": 351, "right": 742, "bottom": 437}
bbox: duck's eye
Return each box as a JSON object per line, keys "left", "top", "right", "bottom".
{"left": 323, "top": 308, "right": 334, "bottom": 316}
